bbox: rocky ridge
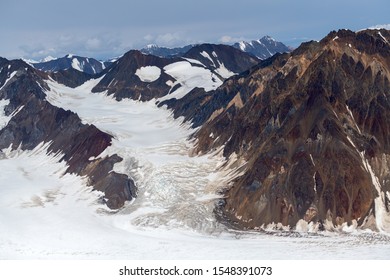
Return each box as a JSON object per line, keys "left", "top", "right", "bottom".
{"left": 166, "top": 29, "right": 390, "bottom": 231}
{"left": 32, "top": 54, "right": 111, "bottom": 75}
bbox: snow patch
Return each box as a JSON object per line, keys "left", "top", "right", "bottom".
{"left": 0, "top": 99, "right": 10, "bottom": 129}
{"left": 200, "top": 51, "right": 215, "bottom": 66}
{"left": 358, "top": 151, "right": 390, "bottom": 233}
{"left": 378, "top": 32, "right": 388, "bottom": 43}
{"left": 71, "top": 58, "right": 82, "bottom": 71}
{"left": 159, "top": 61, "right": 222, "bottom": 101}
{"left": 346, "top": 105, "right": 361, "bottom": 133}
{"left": 0, "top": 71, "right": 17, "bottom": 91}
{"left": 183, "top": 57, "right": 206, "bottom": 67}
{"left": 238, "top": 41, "right": 246, "bottom": 51}
{"left": 215, "top": 63, "right": 235, "bottom": 79}
{"left": 135, "top": 66, "right": 161, "bottom": 82}
{"left": 42, "top": 56, "right": 56, "bottom": 62}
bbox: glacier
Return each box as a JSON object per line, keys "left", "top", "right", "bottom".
{"left": 1, "top": 77, "right": 390, "bottom": 259}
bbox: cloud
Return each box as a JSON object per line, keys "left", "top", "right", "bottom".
{"left": 220, "top": 36, "right": 234, "bottom": 43}
{"left": 15, "top": 32, "right": 129, "bottom": 60}
{"left": 219, "top": 35, "right": 244, "bottom": 44}
{"left": 140, "top": 32, "right": 199, "bottom": 48}
{"left": 155, "top": 33, "right": 184, "bottom": 47}
{"left": 368, "top": 23, "right": 390, "bottom": 30}
{"left": 85, "top": 38, "right": 102, "bottom": 50}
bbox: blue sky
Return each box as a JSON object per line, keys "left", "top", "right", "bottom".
{"left": 0, "top": 0, "right": 388, "bottom": 60}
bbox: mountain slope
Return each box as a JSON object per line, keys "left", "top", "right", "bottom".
{"left": 0, "top": 58, "right": 136, "bottom": 209}
{"left": 182, "top": 44, "right": 260, "bottom": 79}
{"left": 166, "top": 29, "right": 390, "bottom": 231}
{"left": 92, "top": 46, "right": 259, "bottom": 101}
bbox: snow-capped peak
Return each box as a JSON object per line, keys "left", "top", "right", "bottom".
{"left": 41, "top": 56, "right": 56, "bottom": 62}
{"left": 263, "top": 35, "right": 275, "bottom": 42}
{"left": 238, "top": 41, "right": 248, "bottom": 51}
{"left": 21, "top": 58, "right": 39, "bottom": 65}
{"left": 146, "top": 44, "right": 158, "bottom": 49}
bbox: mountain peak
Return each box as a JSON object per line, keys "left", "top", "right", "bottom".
{"left": 145, "top": 44, "right": 158, "bottom": 49}
{"left": 261, "top": 35, "right": 275, "bottom": 41}
{"left": 41, "top": 55, "right": 56, "bottom": 62}
{"left": 233, "top": 36, "right": 290, "bottom": 59}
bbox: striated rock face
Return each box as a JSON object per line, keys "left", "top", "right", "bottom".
{"left": 183, "top": 44, "right": 260, "bottom": 77}
{"left": 171, "top": 29, "right": 390, "bottom": 230}
{"left": 0, "top": 59, "right": 136, "bottom": 209}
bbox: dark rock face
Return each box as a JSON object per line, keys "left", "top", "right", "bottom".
{"left": 0, "top": 59, "right": 136, "bottom": 209}
{"left": 233, "top": 36, "right": 292, "bottom": 59}
{"left": 33, "top": 55, "right": 111, "bottom": 75}
{"left": 92, "top": 50, "right": 179, "bottom": 101}
{"left": 92, "top": 47, "right": 259, "bottom": 102}
{"left": 173, "top": 29, "right": 390, "bottom": 229}
{"left": 159, "top": 55, "right": 277, "bottom": 128}
{"left": 48, "top": 68, "right": 95, "bottom": 88}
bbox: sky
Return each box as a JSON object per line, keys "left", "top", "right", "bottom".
{"left": 0, "top": 0, "right": 389, "bottom": 60}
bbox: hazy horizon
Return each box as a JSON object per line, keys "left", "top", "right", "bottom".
{"left": 0, "top": 0, "right": 389, "bottom": 60}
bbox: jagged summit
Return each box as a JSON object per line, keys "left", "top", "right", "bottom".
{"left": 32, "top": 54, "right": 112, "bottom": 75}
{"left": 233, "top": 35, "right": 291, "bottom": 59}
{"left": 92, "top": 45, "right": 259, "bottom": 101}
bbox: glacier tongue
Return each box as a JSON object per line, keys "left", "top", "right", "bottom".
{"left": 44, "top": 77, "right": 232, "bottom": 233}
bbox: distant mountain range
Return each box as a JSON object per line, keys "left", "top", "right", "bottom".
{"left": 31, "top": 54, "right": 112, "bottom": 75}
{"left": 233, "top": 35, "right": 292, "bottom": 59}
{"left": 140, "top": 44, "right": 195, "bottom": 58}
{"left": 29, "top": 36, "right": 290, "bottom": 75}
{"left": 141, "top": 36, "right": 291, "bottom": 60}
